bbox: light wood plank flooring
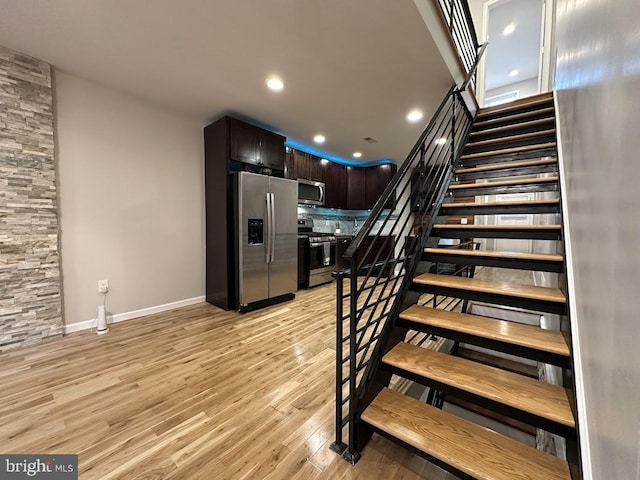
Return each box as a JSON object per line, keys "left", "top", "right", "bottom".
{"left": 0, "top": 284, "right": 456, "bottom": 480}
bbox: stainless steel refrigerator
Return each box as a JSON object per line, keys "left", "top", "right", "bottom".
{"left": 233, "top": 172, "right": 297, "bottom": 311}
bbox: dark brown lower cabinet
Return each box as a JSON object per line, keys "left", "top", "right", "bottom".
{"left": 361, "top": 235, "right": 396, "bottom": 277}
{"left": 339, "top": 235, "right": 395, "bottom": 277}
{"left": 336, "top": 236, "right": 353, "bottom": 270}
{"left": 298, "top": 237, "right": 308, "bottom": 289}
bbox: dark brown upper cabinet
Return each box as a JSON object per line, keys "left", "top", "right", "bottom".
{"left": 323, "top": 160, "right": 347, "bottom": 209}
{"left": 203, "top": 115, "right": 286, "bottom": 312}
{"left": 366, "top": 164, "right": 397, "bottom": 210}
{"left": 284, "top": 149, "right": 295, "bottom": 179}
{"left": 289, "top": 150, "right": 323, "bottom": 182}
{"left": 306, "top": 154, "right": 323, "bottom": 182}
{"left": 228, "top": 117, "right": 285, "bottom": 171}
{"left": 346, "top": 166, "right": 367, "bottom": 210}
{"left": 286, "top": 147, "right": 395, "bottom": 211}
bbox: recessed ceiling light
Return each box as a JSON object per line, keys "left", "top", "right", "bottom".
{"left": 352, "top": 152, "right": 362, "bottom": 158}
{"left": 435, "top": 137, "right": 447, "bottom": 146}
{"left": 266, "top": 76, "right": 284, "bottom": 91}
{"left": 509, "top": 69, "right": 519, "bottom": 77}
{"left": 406, "top": 109, "right": 424, "bottom": 123}
{"left": 313, "top": 134, "right": 326, "bottom": 144}
{"left": 503, "top": 24, "right": 516, "bottom": 36}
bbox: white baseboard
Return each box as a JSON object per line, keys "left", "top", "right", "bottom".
{"left": 63, "top": 296, "right": 206, "bottom": 334}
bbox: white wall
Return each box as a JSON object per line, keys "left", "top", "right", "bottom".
{"left": 554, "top": 0, "right": 640, "bottom": 478}
{"left": 485, "top": 76, "right": 540, "bottom": 101}
{"left": 54, "top": 71, "right": 205, "bottom": 329}
{"left": 467, "top": 0, "right": 485, "bottom": 31}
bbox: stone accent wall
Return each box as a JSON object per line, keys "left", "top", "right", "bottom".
{"left": 0, "top": 46, "right": 62, "bottom": 350}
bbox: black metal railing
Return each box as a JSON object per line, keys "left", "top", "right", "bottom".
{"left": 437, "top": 0, "right": 483, "bottom": 89}
{"left": 331, "top": 85, "right": 474, "bottom": 462}
{"left": 330, "top": 1, "right": 487, "bottom": 460}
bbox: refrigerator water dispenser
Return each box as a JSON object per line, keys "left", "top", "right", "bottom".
{"left": 248, "top": 219, "right": 263, "bottom": 245}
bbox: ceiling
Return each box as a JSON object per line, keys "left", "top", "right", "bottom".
{"left": 484, "top": 0, "right": 543, "bottom": 91}
{"left": 0, "top": 0, "right": 454, "bottom": 164}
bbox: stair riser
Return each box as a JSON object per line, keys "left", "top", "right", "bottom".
{"left": 409, "top": 283, "right": 567, "bottom": 315}
{"left": 440, "top": 204, "right": 560, "bottom": 216}
{"left": 470, "top": 118, "right": 555, "bottom": 141}
{"left": 381, "top": 363, "right": 576, "bottom": 438}
{"left": 448, "top": 183, "right": 558, "bottom": 197}
{"left": 463, "top": 134, "right": 557, "bottom": 156}
{"left": 397, "top": 317, "right": 571, "bottom": 368}
{"left": 422, "top": 252, "right": 563, "bottom": 272}
{"left": 477, "top": 101, "right": 554, "bottom": 122}
{"left": 456, "top": 163, "right": 558, "bottom": 181}
{"left": 432, "top": 228, "right": 561, "bottom": 240}
{"left": 459, "top": 147, "right": 558, "bottom": 167}
{"left": 474, "top": 108, "right": 555, "bottom": 130}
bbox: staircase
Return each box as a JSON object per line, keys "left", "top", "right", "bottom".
{"left": 352, "top": 93, "right": 579, "bottom": 479}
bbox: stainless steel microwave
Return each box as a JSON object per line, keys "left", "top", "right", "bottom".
{"left": 297, "top": 179, "right": 325, "bottom": 206}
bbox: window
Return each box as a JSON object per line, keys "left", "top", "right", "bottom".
{"left": 485, "top": 90, "right": 519, "bottom": 107}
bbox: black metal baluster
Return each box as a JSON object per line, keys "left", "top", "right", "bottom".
{"left": 331, "top": 273, "right": 347, "bottom": 455}
{"left": 343, "top": 250, "right": 360, "bottom": 465}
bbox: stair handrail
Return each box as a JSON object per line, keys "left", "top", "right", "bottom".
{"left": 436, "top": 0, "right": 484, "bottom": 91}
{"left": 332, "top": 86, "right": 476, "bottom": 463}
{"left": 343, "top": 85, "right": 455, "bottom": 261}
{"left": 331, "top": 0, "right": 487, "bottom": 462}
{"left": 459, "top": 42, "right": 487, "bottom": 93}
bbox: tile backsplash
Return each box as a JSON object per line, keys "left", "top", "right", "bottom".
{"left": 297, "top": 206, "right": 397, "bottom": 235}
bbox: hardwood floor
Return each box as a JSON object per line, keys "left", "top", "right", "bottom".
{"left": 0, "top": 284, "right": 456, "bottom": 480}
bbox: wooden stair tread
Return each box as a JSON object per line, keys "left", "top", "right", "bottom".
{"left": 442, "top": 199, "right": 559, "bottom": 209}
{"left": 412, "top": 272, "right": 566, "bottom": 304}
{"left": 474, "top": 107, "right": 555, "bottom": 129}
{"left": 433, "top": 223, "right": 561, "bottom": 231}
{"left": 478, "top": 92, "right": 553, "bottom": 114}
{"left": 424, "top": 247, "right": 563, "bottom": 263}
{"left": 465, "top": 129, "right": 556, "bottom": 148}
{"left": 455, "top": 158, "right": 557, "bottom": 174}
{"left": 384, "top": 342, "right": 575, "bottom": 428}
{"left": 400, "top": 304, "right": 570, "bottom": 358}
{"left": 449, "top": 176, "right": 558, "bottom": 190}
{"left": 470, "top": 117, "right": 555, "bottom": 138}
{"left": 362, "top": 388, "right": 571, "bottom": 480}
{"left": 460, "top": 142, "right": 557, "bottom": 160}
{"left": 477, "top": 95, "right": 554, "bottom": 118}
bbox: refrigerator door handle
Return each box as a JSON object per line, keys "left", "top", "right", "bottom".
{"left": 270, "top": 193, "right": 276, "bottom": 262}
{"left": 265, "top": 193, "right": 272, "bottom": 263}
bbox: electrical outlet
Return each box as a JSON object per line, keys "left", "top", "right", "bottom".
{"left": 98, "top": 279, "right": 109, "bottom": 294}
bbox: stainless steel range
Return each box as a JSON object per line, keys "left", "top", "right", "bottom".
{"left": 297, "top": 219, "right": 337, "bottom": 287}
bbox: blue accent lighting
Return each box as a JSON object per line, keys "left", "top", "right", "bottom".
{"left": 286, "top": 139, "right": 396, "bottom": 167}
